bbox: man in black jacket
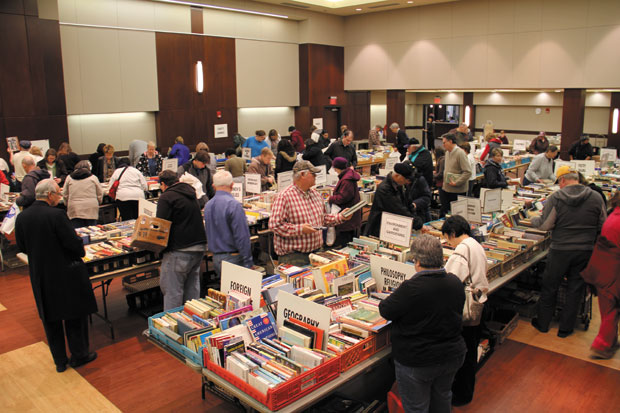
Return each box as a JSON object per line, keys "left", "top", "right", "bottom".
{"left": 325, "top": 130, "right": 357, "bottom": 167}
{"left": 379, "top": 235, "right": 466, "bottom": 413}
{"left": 568, "top": 136, "right": 594, "bottom": 160}
{"left": 16, "top": 179, "right": 98, "bottom": 372}
{"left": 390, "top": 122, "right": 409, "bottom": 161}
{"left": 157, "top": 170, "right": 207, "bottom": 310}
{"left": 404, "top": 163, "right": 432, "bottom": 223}
{"left": 406, "top": 138, "right": 434, "bottom": 187}
{"left": 365, "top": 162, "right": 423, "bottom": 237}
{"left": 177, "top": 150, "right": 215, "bottom": 208}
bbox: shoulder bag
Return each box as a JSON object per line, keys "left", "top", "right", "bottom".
{"left": 453, "top": 242, "right": 484, "bottom": 326}
{"left": 108, "top": 167, "right": 128, "bottom": 200}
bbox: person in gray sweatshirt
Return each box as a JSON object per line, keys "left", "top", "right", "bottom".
{"left": 523, "top": 146, "right": 558, "bottom": 186}
{"left": 530, "top": 165, "right": 607, "bottom": 338}
{"left": 440, "top": 134, "right": 472, "bottom": 217}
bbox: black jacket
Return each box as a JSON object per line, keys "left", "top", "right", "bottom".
{"left": 395, "top": 130, "right": 409, "bottom": 151}
{"left": 16, "top": 201, "right": 97, "bottom": 322}
{"left": 275, "top": 151, "right": 296, "bottom": 175}
{"left": 37, "top": 158, "right": 68, "bottom": 186}
{"left": 177, "top": 160, "right": 215, "bottom": 208}
{"left": 17, "top": 168, "right": 51, "bottom": 208}
{"left": 379, "top": 269, "right": 466, "bottom": 367}
{"left": 483, "top": 159, "right": 508, "bottom": 189}
{"left": 569, "top": 141, "right": 594, "bottom": 160}
{"left": 365, "top": 172, "right": 423, "bottom": 237}
{"left": 325, "top": 139, "right": 357, "bottom": 166}
{"left": 407, "top": 148, "right": 433, "bottom": 187}
{"left": 303, "top": 141, "right": 331, "bottom": 170}
{"left": 405, "top": 175, "right": 431, "bottom": 222}
{"left": 59, "top": 152, "right": 81, "bottom": 174}
{"left": 156, "top": 182, "right": 207, "bottom": 252}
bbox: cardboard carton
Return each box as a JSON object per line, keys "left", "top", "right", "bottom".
{"left": 130, "top": 215, "right": 171, "bottom": 253}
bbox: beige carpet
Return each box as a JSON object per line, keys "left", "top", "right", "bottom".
{"left": 509, "top": 297, "right": 620, "bottom": 371}
{"left": 0, "top": 342, "right": 120, "bottom": 412}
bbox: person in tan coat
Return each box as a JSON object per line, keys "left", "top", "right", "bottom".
{"left": 62, "top": 160, "right": 103, "bottom": 228}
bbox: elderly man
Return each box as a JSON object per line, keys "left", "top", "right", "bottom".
{"left": 523, "top": 145, "right": 558, "bottom": 186}
{"left": 530, "top": 166, "right": 606, "bottom": 338}
{"left": 450, "top": 122, "right": 474, "bottom": 145}
{"left": 390, "top": 122, "right": 409, "bottom": 161}
{"left": 177, "top": 150, "right": 215, "bottom": 207}
{"left": 16, "top": 155, "right": 51, "bottom": 209}
{"left": 379, "top": 234, "right": 466, "bottom": 413}
{"left": 204, "top": 171, "right": 253, "bottom": 276}
{"left": 325, "top": 130, "right": 357, "bottom": 167}
{"left": 157, "top": 170, "right": 207, "bottom": 310}
{"left": 368, "top": 124, "right": 383, "bottom": 148}
{"left": 16, "top": 179, "right": 98, "bottom": 372}
{"left": 440, "top": 134, "right": 472, "bottom": 217}
{"left": 406, "top": 138, "right": 434, "bottom": 188}
{"left": 269, "top": 161, "right": 350, "bottom": 266}
{"left": 366, "top": 162, "right": 424, "bottom": 237}
{"left": 247, "top": 147, "right": 275, "bottom": 191}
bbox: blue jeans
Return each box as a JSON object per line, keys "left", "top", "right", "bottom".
{"left": 212, "top": 253, "right": 248, "bottom": 277}
{"left": 394, "top": 354, "right": 465, "bottom": 413}
{"left": 160, "top": 250, "right": 204, "bottom": 310}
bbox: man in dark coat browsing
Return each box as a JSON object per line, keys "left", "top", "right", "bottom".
{"left": 16, "top": 179, "right": 98, "bottom": 373}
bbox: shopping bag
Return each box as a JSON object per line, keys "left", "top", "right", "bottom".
{"left": 179, "top": 172, "right": 205, "bottom": 200}
{"left": 0, "top": 202, "right": 20, "bottom": 234}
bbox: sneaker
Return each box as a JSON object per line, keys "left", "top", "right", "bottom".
{"left": 531, "top": 318, "right": 548, "bottom": 333}
{"left": 69, "top": 352, "right": 97, "bottom": 368}
{"left": 557, "top": 329, "right": 573, "bottom": 338}
{"left": 590, "top": 347, "right": 614, "bottom": 360}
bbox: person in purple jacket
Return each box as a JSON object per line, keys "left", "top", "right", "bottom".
{"left": 328, "top": 157, "right": 361, "bottom": 247}
{"left": 168, "top": 136, "right": 190, "bottom": 166}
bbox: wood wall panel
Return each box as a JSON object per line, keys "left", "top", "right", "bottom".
{"left": 155, "top": 33, "right": 237, "bottom": 153}
{"left": 560, "top": 88, "right": 586, "bottom": 160}
{"left": 386, "top": 90, "right": 405, "bottom": 143}
{"left": 344, "top": 91, "right": 370, "bottom": 139}
{"left": 0, "top": 0, "right": 25, "bottom": 15}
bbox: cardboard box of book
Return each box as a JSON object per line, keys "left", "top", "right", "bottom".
{"left": 130, "top": 215, "right": 171, "bottom": 253}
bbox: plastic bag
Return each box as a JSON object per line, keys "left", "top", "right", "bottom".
{"left": 179, "top": 172, "right": 205, "bottom": 200}
{"left": 325, "top": 204, "right": 341, "bottom": 246}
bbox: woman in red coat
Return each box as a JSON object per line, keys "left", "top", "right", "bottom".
{"left": 581, "top": 191, "right": 620, "bottom": 359}
{"left": 328, "top": 157, "right": 361, "bottom": 248}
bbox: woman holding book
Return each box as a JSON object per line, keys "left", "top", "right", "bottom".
{"left": 328, "top": 157, "right": 361, "bottom": 247}
{"left": 442, "top": 215, "right": 489, "bottom": 406}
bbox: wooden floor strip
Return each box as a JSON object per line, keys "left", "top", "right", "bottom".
{"left": 0, "top": 342, "right": 121, "bottom": 412}
{"left": 0, "top": 302, "right": 6, "bottom": 311}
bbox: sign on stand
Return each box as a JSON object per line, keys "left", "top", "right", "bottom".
{"left": 554, "top": 160, "right": 576, "bottom": 175}
{"left": 574, "top": 160, "right": 595, "bottom": 177}
{"left": 277, "top": 171, "right": 293, "bottom": 192}
{"left": 370, "top": 255, "right": 416, "bottom": 292}
{"left": 384, "top": 156, "right": 398, "bottom": 171}
{"left": 221, "top": 261, "right": 262, "bottom": 311}
{"left": 276, "top": 291, "right": 331, "bottom": 350}
{"left": 481, "top": 188, "right": 502, "bottom": 213}
{"left": 138, "top": 199, "right": 157, "bottom": 217}
{"left": 467, "top": 197, "right": 482, "bottom": 223}
{"left": 379, "top": 212, "right": 413, "bottom": 246}
{"left": 231, "top": 182, "right": 244, "bottom": 202}
{"left": 315, "top": 165, "right": 327, "bottom": 185}
{"left": 242, "top": 147, "right": 252, "bottom": 160}
{"left": 451, "top": 198, "right": 468, "bottom": 218}
{"left": 513, "top": 140, "right": 528, "bottom": 152}
{"left": 600, "top": 148, "right": 617, "bottom": 163}
{"left": 162, "top": 158, "right": 177, "bottom": 172}
{"left": 245, "top": 173, "right": 262, "bottom": 194}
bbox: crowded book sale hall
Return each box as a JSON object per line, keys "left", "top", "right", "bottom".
{"left": 1, "top": 0, "right": 620, "bottom": 412}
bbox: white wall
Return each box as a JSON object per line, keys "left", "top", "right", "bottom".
{"left": 236, "top": 40, "right": 299, "bottom": 108}
{"left": 344, "top": 0, "right": 620, "bottom": 90}
{"left": 67, "top": 112, "right": 157, "bottom": 154}
{"left": 237, "top": 107, "right": 295, "bottom": 139}
{"left": 370, "top": 90, "right": 386, "bottom": 130}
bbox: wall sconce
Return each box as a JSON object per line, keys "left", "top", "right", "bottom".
{"left": 464, "top": 105, "right": 471, "bottom": 126}
{"left": 613, "top": 108, "right": 619, "bottom": 134}
{"left": 195, "top": 61, "right": 204, "bottom": 94}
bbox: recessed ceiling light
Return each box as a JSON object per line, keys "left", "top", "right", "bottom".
{"left": 355, "top": 8, "right": 362, "bottom": 11}
{"left": 407, "top": 1, "right": 413, "bottom": 3}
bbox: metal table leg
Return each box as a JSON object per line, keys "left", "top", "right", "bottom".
{"left": 91, "top": 279, "right": 115, "bottom": 339}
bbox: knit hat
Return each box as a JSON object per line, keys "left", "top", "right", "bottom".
{"left": 404, "top": 137, "right": 420, "bottom": 148}
{"left": 332, "top": 157, "right": 348, "bottom": 170}
{"left": 393, "top": 162, "right": 416, "bottom": 181}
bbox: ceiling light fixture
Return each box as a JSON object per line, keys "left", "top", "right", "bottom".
{"left": 154, "top": 0, "right": 288, "bottom": 19}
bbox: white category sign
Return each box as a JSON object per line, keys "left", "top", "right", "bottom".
{"left": 378, "top": 168, "right": 389, "bottom": 176}
{"left": 513, "top": 139, "right": 528, "bottom": 151}
{"left": 138, "top": 199, "right": 157, "bottom": 217}
{"left": 221, "top": 261, "right": 262, "bottom": 311}
{"left": 30, "top": 139, "right": 50, "bottom": 153}
{"left": 242, "top": 147, "right": 252, "bottom": 160}
{"left": 451, "top": 198, "right": 468, "bottom": 218}
{"left": 214, "top": 123, "right": 228, "bottom": 138}
{"left": 501, "top": 189, "right": 514, "bottom": 211}
{"left": 315, "top": 165, "right": 327, "bottom": 185}
{"left": 245, "top": 173, "right": 262, "bottom": 194}
{"left": 467, "top": 197, "right": 482, "bottom": 223}
{"left": 162, "top": 158, "right": 178, "bottom": 172}
{"left": 600, "top": 148, "right": 617, "bottom": 163}
{"left": 277, "top": 171, "right": 293, "bottom": 193}
{"left": 554, "top": 160, "right": 576, "bottom": 175}
{"left": 370, "top": 255, "right": 416, "bottom": 292}
{"left": 276, "top": 291, "right": 331, "bottom": 350}
{"left": 312, "top": 118, "right": 323, "bottom": 129}
{"left": 502, "top": 149, "right": 510, "bottom": 157}
{"left": 384, "top": 156, "right": 398, "bottom": 171}
{"left": 574, "top": 160, "right": 595, "bottom": 177}
{"left": 482, "top": 188, "right": 502, "bottom": 213}
{"left": 379, "top": 212, "right": 413, "bottom": 246}
{"left": 231, "top": 182, "right": 244, "bottom": 203}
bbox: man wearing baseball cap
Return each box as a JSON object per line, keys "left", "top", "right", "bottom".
{"left": 365, "top": 162, "right": 424, "bottom": 238}
{"left": 530, "top": 165, "right": 606, "bottom": 338}
{"left": 269, "top": 160, "right": 350, "bottom": 266}
{"left": 8, "top": 140, "right": 32, "bottom": 188}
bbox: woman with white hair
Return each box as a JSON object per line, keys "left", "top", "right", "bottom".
{"left": 63, "top": 160, "right": 103, "bottom": 228}
{"left": 136, "top": 141, "right": 163, "bottom": 177}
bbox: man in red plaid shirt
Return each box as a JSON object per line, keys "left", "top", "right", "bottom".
{"left": 269, "top": 160, "right": 351, "bottom": 265}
